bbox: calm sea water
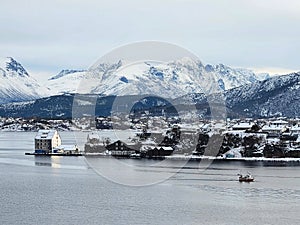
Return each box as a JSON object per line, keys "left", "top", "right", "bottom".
{"left": 0, "top": 132, "right": 300, "bottom": 225}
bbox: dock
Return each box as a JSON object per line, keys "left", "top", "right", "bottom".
{"left": 25, "top": 152, "right": 83, "bottom": 156}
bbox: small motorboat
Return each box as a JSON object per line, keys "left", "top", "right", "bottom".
{"left": 238, "top": 173, "right": 254, "bottom": 182}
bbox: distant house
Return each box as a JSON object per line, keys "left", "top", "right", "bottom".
{"left": 84, "top": 132, "right": 108, "bottom": 153}
{"left": 144, "top": 146, "right": 174, "bottom": 157}
{"left": 270, "top": 120, "right": 289, "bottom": 126}
{"left": 106, "top": 140, "right": 140, "bottom": 156}
{"left": 95, "top": 117, "right": 113, "bottom": 129}
{"left": 35, "top": 130, "right": 61, "bottom": 153}
{"left": 232, "top": 122, "right": 255, "bottom": 131}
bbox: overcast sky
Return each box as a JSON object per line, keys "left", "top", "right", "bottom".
{"left": 1, "top": 0, "right": 300, "bottom": 78}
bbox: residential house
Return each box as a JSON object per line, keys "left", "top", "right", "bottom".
{"left": 106, "top": 140, "right": 140, "bottom": 156}
{"left": 144, "top": 146, "right": 174, "bottom": 157}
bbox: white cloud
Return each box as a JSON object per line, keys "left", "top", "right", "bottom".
{"left": 0, "top": 0, "right": 299, "bottom": 76}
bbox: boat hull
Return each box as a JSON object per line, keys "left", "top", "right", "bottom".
{"left": 239, "top": 178, "right": 254, "bottom": 182}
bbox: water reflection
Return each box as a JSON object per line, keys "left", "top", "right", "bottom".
{"left": 34, "top": 156, "right": 62, "bottom": 168}
{"left": 33, "top": 155, "right": 87, "bottom": 170}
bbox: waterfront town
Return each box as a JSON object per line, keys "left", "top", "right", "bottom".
{"left": 3, "top": 115, "right": 299, "bottom": 159}
{"left": 84, "top": 117, "right": 300, "bottom": 158}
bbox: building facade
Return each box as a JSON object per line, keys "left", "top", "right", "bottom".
{"left": 35, "top": 130, "right": 61, "bottom": 153}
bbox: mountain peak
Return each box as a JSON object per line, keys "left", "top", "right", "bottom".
{"left": 49, "top": 69, "right": 86, "bottom": 80}
{"left": 0, "top": 57, "right": 29, "bottom": 77}
{"left": 0, "top": 57, "right": 51, "bottom": 104}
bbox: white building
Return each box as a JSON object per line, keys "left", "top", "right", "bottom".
{"left": 35, "top": 130, "right": 61, "bottom": 153}
{"left": 54, "top": 145, "right": 79, "bottom": 154}
{"left": 262, "top": 120, "right": 289, "bottom": 134}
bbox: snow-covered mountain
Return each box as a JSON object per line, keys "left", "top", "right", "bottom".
{"left": 47, "top": 58, "right": 269, "bottom": 98}
{"left": 0, "top": 57, "right": 50, "bottom": 104}
{"left": 0, "top": 56, "right": 274, "bottom": 104}
{"left": 46, "top": 62, "right": 121, "bottom": 95}
{"left": 225, "top": 72, "right": 300, "bottom": 117}
{"left": 171, "top": 71, "right": 300, "bottom": 118}
{"left": 1, "top": 71, "right": 300, "bottom": 118}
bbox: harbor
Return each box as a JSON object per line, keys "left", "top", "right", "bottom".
{"left": 25, "top": 129, "right": 83, "bottom": 156}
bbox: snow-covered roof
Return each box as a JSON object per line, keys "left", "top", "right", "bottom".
{"left": 266, "top": 138, "right": 280, "bottom": 143}
{"left": 271, "top": 120, "right": 288, "bottom": 124}
{"left": 87, "top": 132, "right": 100, "bottom": 140}
{"left": 213, "top": 123, "right": 226, "bottom": 129}
{"left": 86, "top": 130, "right": 136, "bottom": 144}
{"left": 291, "top": 125, "right": 300, "bottom": 131}
{"left": 140, "top": 139, "right": 157, "bottom": 145}
{"left": 148, "top": 146, "right": 173, "bottom": 151}
{"left": 232, "top": 122, "right": 254, "bottom": 129}
{"left": 201, "top": 124, "right": 211, "bottom": 129}
{"left": 55, "top": 145, "right": 78, "bottom": 151}
{"left": 160, "top": 146, "right": 173, "bottom": 151}
{"left": 35, "top": 130, "right": 58, "bottom": 140}
{"left": 262, "top": 125, "right": 287, "bottom": 131}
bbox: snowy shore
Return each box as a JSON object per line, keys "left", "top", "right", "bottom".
{"left": 83, "top": 153, "right": 300, "bottom": 162}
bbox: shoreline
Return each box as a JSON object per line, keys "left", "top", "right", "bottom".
{"left": 83, "top": 153, "right": 300, "bottom": 162}
{"left": 25, "top": 152, "right": 83, "bottom": 156}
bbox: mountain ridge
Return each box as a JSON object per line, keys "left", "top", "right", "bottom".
{"left": 1, "top": 56, "right": 298, "bottom": 119}
{"left": 0, "top": 72, "right": 299, "bottom": 118}
{"left": 47, "top": 58, "right": 271, "bottom": 98}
